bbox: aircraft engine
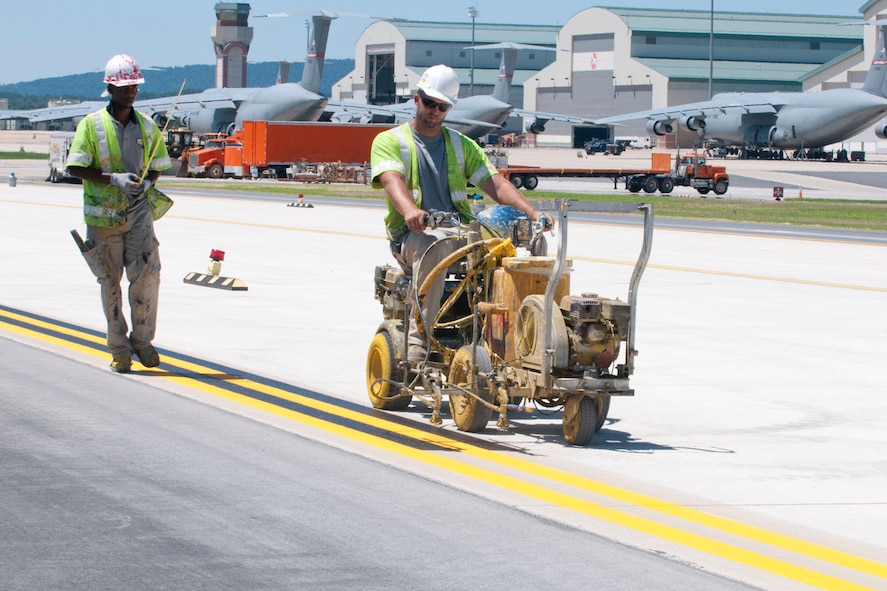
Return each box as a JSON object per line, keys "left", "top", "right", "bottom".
{"left": 646, "top": 119, "right": 674, "bottom": 136}
{"left": 875, "top": 119, "right": 887, "bottom": 140}
{"left": 768, "top": 126, "right": 793, "bottom": 147}
{"left": 526, "top": 120, "right": 546, "bottom": 134}
{"left": 180, "top": 108, "right": 237, "bottom": 135}
{"left": 679, "top": 115, "right": 705, "bottom": 132}
{"left": 151, "top": 113, "right": 168, "bottom": 128}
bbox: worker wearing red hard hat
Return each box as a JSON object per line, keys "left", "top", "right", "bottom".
{"left": 370, "top": 64, "right": 550, "bottom": 365}
{"left": 67, "top": 54, "right": 173, "bottom": 373}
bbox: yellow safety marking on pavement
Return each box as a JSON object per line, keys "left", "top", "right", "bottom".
{"left": 2, "top": 309, "right": 884, "bottom": 591}
{"left": 574, "top": 256, "right": 887, "bottom": 293}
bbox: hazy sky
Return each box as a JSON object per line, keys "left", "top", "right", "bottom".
{"left": 0, "top": 0, "right": 866, "bottom": 85}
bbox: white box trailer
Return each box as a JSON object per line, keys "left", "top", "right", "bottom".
{"left": 48, "top": 132, "right": 76, "bottom": 183}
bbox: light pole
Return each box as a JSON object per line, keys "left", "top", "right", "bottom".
{"left": 468, "top": 5, "right": 478, "bottom": 95}
{"left": 709, "top": 0, "right": 714, "bottom": 99}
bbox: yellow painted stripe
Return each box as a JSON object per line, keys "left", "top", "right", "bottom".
{"left": 2, "top": 311, "right": 884, "bottom": 590}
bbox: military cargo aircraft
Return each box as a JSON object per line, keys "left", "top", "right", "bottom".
{"left": 595, "top": 20, "right": 887, "bottom": 156}
{"left": 0, "top": 13, "right": 336, "bottom": 135}
{"left": 1, "top": 22, "right": 594, "bottom": 142}
{"left": 324, "top": 41, "right": 598, "bottom": 139}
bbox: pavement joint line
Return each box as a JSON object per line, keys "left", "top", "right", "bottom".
{"left": 1, "top": 305, "right": 884, "bottom": 590}
{"left": 574, "top": 257, "right": 887, "bottom": 292}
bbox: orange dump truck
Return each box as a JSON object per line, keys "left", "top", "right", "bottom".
{"left": 188, "top": 120, "right": 394, "bottom": 179}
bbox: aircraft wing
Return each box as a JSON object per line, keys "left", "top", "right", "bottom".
{"left": 324, "top": 99, "right": 413, "bottom": 123}
{"left": 511, "top": 107, "right": 598, "bottom": 127}
{"left": 594, "top": 94, "right": 784, "bottom": 125}
{"left": 0, "top": 101, "right": 105, "bottom": 123}
{"left": 324, "top": 99, "right": 504, "bottom": 132}
{"left": 134, "top": 88, "right": 256, "bottom": 118}
{"left": 0, "top": 88, "right": 257, "bottom": 125}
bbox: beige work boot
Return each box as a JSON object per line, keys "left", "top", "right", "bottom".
{"left": 136, "top": 344, "right": 160, "bottom": 368}
{"left": 110, "top": 356, "right": 131, "bottom": 373}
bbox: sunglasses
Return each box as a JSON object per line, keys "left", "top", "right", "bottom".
{"left": 419, "top": 94, "right": 451, "bottom": 112}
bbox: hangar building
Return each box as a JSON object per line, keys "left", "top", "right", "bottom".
{"left": 332, "top": 21, "right": 559, "bottom": 122}
{"left": 335, "top": 6, "right": 877, "bottom": 148}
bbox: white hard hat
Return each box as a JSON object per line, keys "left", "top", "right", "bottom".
{"left": 416, "top": 64, "right": 460, "bottom": 106}
{"left": 101, "top": 54, "right": 144, "bottom": 96}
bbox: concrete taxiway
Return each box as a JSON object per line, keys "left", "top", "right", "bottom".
{"left": 1, "top": 169, "right": 886, "bottom": 590}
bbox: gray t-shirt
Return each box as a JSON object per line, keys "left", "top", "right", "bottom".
{"left": 412, "top": 129, "right": 453, "bottom": 212}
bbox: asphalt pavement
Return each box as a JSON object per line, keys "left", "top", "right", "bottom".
{"left": 1, "top": 170, "right": 886, "bottom": 591}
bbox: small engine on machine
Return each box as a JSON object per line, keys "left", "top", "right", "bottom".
{"left": 557, "top": 294, "right": 632, "bottom": 374}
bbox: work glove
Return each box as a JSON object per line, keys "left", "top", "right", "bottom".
{"left": 110, "top": 172, "right": 141, "bottom": 197}
{"left": 140, "top": 178, "right": 153, "bottom": 196}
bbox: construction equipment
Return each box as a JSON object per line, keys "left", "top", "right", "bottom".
{"left": 165, "top": 127, "right": 195, "bottom": 159}
{"left": 366, "top": 200, "right": 654, "bottom": 445}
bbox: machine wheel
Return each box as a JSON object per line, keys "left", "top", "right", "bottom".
{"left": 642, "top": 176, "right": 658, "bottom": 193}
{"left": 657, "top": 176, "right": 675, "bottom": 194}
{"left": 448, "top": 345, "right": 494, "bottom": 432}
{"left": 207, "top": 162, "right": 224, "bottom": 179}
{"left": 713, "top": 179, "right": 728, "bottom": 195}
{"left": 563, "top": 395, "right": 597, "bottom": 446}
{"left": 523, "top": 175, "right": 539, "bottom": 190}
{"left": 595, "top": 395, "right": 611, "bottom": 432}
{"left": 509, "top": 175, "right": 523, "bottom": 189}
{"left": 697, "top": 186, "right": 710, "bottom": 195}
{"left": 366, "top": 331, "right": 411, "bottom": 411}
{"left": 627, "top": 177, "right": 643, "bottom": 193}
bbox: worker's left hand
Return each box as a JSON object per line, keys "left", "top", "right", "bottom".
{"left": 138, "top": 178, "right": 153, "bottom": 196}
{"left": 534, "top": 211, "right": 554, "bottom": 231}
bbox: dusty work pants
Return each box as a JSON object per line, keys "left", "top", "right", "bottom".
{"left": 86, "top": 199, "right": 161, "bottom": 359}
{"left": 398, "top": 226, "right": 462, "bottom": 348}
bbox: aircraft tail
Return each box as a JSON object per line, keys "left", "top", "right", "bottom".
{"left": 276, "top": 61, "right": 290, "bottom": 85}
{"left": 491, "top": 47, "right": 519, "bottom": 103}
{"left": 862, "top": 21, "right": 887, "bottom": 98}
{"left": 299, "top": 14, "right": 335, "bottom": 95}
{"left": 466, "top": 42, "right": 556, "bottom": 103}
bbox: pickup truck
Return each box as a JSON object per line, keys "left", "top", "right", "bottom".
{"left": 584, "top": 139, "right": 625, "bottom": 155}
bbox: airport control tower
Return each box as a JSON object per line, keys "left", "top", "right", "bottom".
{"left": 212, "top": 2, "right": 253, "bottom": 88}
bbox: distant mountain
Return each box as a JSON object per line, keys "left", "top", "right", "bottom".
{"left": 0, "top": 60, "right": 355, "bottom": 109}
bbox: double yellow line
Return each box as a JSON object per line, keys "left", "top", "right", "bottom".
{"left": 2, "top": 305, "right": 884, "bottom": 591}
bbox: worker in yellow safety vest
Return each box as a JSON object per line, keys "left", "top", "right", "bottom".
{"left": 67, "top": 53, "right": 173, "bottom": 373}
{"left": 370, "top": 64, "right": 550, "bottom": 365}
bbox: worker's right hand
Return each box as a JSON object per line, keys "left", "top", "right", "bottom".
{"left": 110, "top": 172, "right": 141, "bottom": 196}
{"left": 404, "top": 208, "right": 428, "bottom": 232}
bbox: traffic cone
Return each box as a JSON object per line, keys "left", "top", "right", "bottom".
{"left": 798, "top": 186, "right": 803, "bottom": 199}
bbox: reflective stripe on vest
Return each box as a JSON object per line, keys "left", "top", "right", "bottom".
{"left": 91, "top": 111, "right": 113, "bottom": 172}
{"left": 391, "top": 124, "right": 468, "bottom": 204}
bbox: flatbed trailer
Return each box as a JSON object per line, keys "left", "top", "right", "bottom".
{"left": 498, "top": 152, "right": 729, "bottom": 195}
{"left": 499, "top": 152, "right": 671, "bottom": 191}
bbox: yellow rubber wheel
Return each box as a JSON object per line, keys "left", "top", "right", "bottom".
{"left": 563, "top": 395, "right": 597, "bottom": 446}
{"left": 366, "top": 331, "right": 410, "bottom": 410}
{"left": 448, "top": 345, "right": 493, "bottom": 432}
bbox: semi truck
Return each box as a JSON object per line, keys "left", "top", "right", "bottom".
{"left": 497, "top": 151, "right": 729, "bottom": 195}
{"left": 187, "top": 120, "right": 393, "bottom": 180}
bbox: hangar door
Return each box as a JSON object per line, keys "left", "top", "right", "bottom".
{"left": 367, "top": 46, "right": 395, "bottom": 105}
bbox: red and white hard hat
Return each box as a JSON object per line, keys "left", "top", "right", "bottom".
{"left": 417, "top": 64, "right": 460, "bottom": 106}
{"left": 101, "top": 54, "right": 144, "bottom": 96}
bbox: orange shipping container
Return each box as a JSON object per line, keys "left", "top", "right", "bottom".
{"left": 240, "top": 120, "right": 395, "bottom": 167}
